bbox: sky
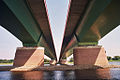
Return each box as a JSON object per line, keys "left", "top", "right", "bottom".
{"left": 0, "top": 0, "right": 120, "bottom": 60}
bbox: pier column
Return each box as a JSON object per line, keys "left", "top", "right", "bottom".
{"left": 73, "top": 46, "right": 108, "bottom": 66}
{"left": 13, "top": 47, "right": 44, "bottom": 67}
{"left": 49, "top": 59, "right": 57, "bottom": 65}
{"left": 60, "top": 59, "right": 68, "bottom": 65}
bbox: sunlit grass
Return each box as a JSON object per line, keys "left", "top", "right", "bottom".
{"left": 109, "top": 60, "right": 120, "bottom": 62}
{"left": 44, "top": 62, "right": 49, "bottom": 64}
{"left": 0, "top": 63, "right": 13, "bottom": 65}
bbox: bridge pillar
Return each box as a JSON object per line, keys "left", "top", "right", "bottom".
{"left": 13, "top": 47, "right": 44, "bottom": 67}
{"left": 73, "top": 46, "right": 109, "bottom": 66}
{"left": 60, "top": 59, "right": 68, "bottom": 65}
{"left": 49, "top": 59, "right": 57, "bottom": 65}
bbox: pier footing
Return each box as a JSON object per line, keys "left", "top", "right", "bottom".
{"left": 60, "top": 59, "right": 68, "bottom": 65}
{"left": 49, "top": 60, "right": 57, "bottom": 65}
{"left": 73, "top": 46, "right": 109, "bottom": 66}
{"left": 13, "top": 47, "right": 44, "bottom": 67}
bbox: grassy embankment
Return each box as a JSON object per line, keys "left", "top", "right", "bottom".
{"left": 44, "top": 62, "right": 49, "bottom": 64}
{"left": 0, "top": 59, "right": 50, "bottom": 65}
{"left": 68, "top": 60, "right": 120, "bottom": 64}
{"left": 68, "top": 62, "right": 74, "bottom": 64}
{"left": 1, "top": 58, "right": 120, "bottom": 65}
{"left": 0, "top": 63, "right": 13, "bottom": 65}
{"left": 0, "top": 62, "right": 50, "bottom": 65}
{"left": 0, "top": 59, "right": 13, "bottom": 65}
{"left": 109, "top": 60, "right": 120, "bottom": 62}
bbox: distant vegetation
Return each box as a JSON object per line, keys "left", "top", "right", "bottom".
{"left": 0, "top": 59, "right": 13, "bottom": 64}
{"left": 68, "top": 57, "right": 74, "bottom": 64}
{"left": 107, "top": 56, "right": 120, "bottom": 61}
{"left": 0, "top": 56, "right": 120, "bottom": 64}
{"left": 68, "top": 56, "right": 120, "bottom": 63}
{"left": 69, "top": 57, "right": 73, "bottom": 62}
{"left": 0, "top": 59, "right": 50, "bottom": 64}
{"left": 44, "top": 58, "right": 50, "bottom": 64}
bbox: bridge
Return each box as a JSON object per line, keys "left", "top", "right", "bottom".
{"left": 0, "top": 0, "right": 120, "bottom": 66}
{"left": 0, "top": 0, "right": 56, "bottom": 66}
{"left": 60, "top": 0, "right": 120, "bottom": 65}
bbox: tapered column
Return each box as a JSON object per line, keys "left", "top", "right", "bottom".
{"left": 60, "top": 59, "right": 68, "bottom": 65}
{"left": 49, "top": 59, "right": 57, "bottom": 65}
{"left": 13, "top": 47, "right": 44, "bottom": 67}
{"left": 73, "top": 46, "right": 109, "bottom": 66}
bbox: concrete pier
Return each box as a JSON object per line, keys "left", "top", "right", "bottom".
{"left": 49, "top": 60, "right": 57, "bottom": 65}
{"left": 60, "top": 59, "right": 68, "bottom": 65}
{"left": 13, "top": 47, "right": 44, "bottom": 67}
{"left": 1, "top": 64, "right": 120, "bottom": 71}
{"left": 73, "top": 46, "right": 109, "bottom": 66}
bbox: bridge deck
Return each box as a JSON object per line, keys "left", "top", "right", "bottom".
{"left": 60, "top": 0, "right": 120, "bottom": 60}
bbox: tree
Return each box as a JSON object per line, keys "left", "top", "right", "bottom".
{"left": 112, "top": 56, "right": 120, "bottom": 60}
{"left": 44, "top": 59, "right": 50, "bottom": 62}
{"left": 0, "top": 59, "right": 14, "bottom": 63}
{"left": 69, "top": 57, "right": 74, "bottom": 62}
{"left": 107, "top": 56, "right": 112, "bottom": 60}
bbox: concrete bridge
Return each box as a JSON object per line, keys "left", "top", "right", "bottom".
{"left": 0, "top": 0, "right": 120, "bottom": 67}
{"left": 60, "top": 0, "right": 120, "bottom": 65}
{"left": 0, "top": 0, "right": 56, "bottom": 66}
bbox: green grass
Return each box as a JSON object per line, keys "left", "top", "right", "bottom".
{"left": 0, "top": 63, "right": 13, "bottom": 65}
{"left": 68, "top": 60, "right": 120, "bottom": 64}
{"left": 108, "top": 60, "right": 120, "bottom": 62}
{"left": 68, "top": 62, "right": 74, "bottom": 64}
{"left": 44, "top": 62, "right": 49, "bottom": 64}
{"left": 78, "top": 42, "right": 98, "bottom": 46}
{"left": 0, "top": 62, "right": 50, "bottom": 65}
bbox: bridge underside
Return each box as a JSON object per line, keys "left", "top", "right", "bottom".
{"left": 0, "top": 0, "right": 120, "bottom": 66}
{"left": 60, "top": 0, "right": 120, "bottom": 60}
{"left": 0, "top": 0, "right": 57, "bottom": 60}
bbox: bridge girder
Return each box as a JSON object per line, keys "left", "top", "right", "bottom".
{"left": 0, "top": 0, "right": 56, "bottom": 60}
{"left": 60, "top": 0, "right": 120, "bottom": 60}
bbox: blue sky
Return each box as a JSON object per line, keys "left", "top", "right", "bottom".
{"left": 0, "top": 0, "right": 120, "bottom": 59}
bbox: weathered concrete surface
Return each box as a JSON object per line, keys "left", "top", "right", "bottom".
{"left": 49, "top": 60, "right": 57, "bottom": 65}
{"left": 13, "top": 47, "right": 44, "bottom": 67}
{"left": 60, "top": 59, "right": 68, "bottom": 65}
{"left": 0, "top": 65, "right": 120, "bottom": 71}
{"left": 73, "top": 46, "right": 109, "bottom": 66}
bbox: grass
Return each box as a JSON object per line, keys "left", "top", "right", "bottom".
{"left": 44, "top": 62, "right": 49, "bottom": 64}
{"left": 68, "top": 62, "right": 74, "bottom": 64}
{"left": 78, "top": 42, "right": 98, "bottom": 46}
{"left": 108, "top": 60, "right": 120, "bottom": 62}
{"left": 0, "top": 62, "right": 50, "bottom": 65}
{"left": 0, "top": 63, "right": 13, "bottom": 65}
{"left": 68, "top": 60, "right": 120, "bottom": 64}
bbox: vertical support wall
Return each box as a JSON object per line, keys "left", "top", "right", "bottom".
{"left": 73, "top": 46, "right": 109, "bottom": 66}
{"left": 13, "top": 47, "right": 44, "bottom": 67}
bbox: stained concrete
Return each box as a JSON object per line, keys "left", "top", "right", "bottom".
{"left": 0, "top": 65, "right": 120, "bottom": 71}
{"left": 13, "top": 47, "right": 44, "bottom": 67}
{"left": 73, "top": 46, "right": 109, "bottom": 65}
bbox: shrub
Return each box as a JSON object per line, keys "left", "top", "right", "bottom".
{"left": 107, "top": 56, "right": 112, "bottom": 60}
{"left": 112, "top": 56, "right": 120, "bottom": 60}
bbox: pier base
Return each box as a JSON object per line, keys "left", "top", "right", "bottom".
{"left": 60, "top": 59, "right": 68, "bottom": 65}
{"left": 13, "top": 47, "right": 44, "bottom": 67}
{"left": 73, "top": 46, "right": 109, "bottom": 66}
{"left": 49, "top": 60, "right": 57, "bottom": 65}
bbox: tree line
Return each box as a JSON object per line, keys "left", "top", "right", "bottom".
{"left": 0, "top": 59, "right": 50, "bottom": 63}
{"left": 69, "top": 56, "right": 120, "bottom": 62}
{"left": 107, "top": 56, "right": 120, "bottom": 61}
{"left": 0, "top": 56, "right": 120, "bottom": 63}
{"left": 0, "top": 59, "right": 14, "bottom": 63}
